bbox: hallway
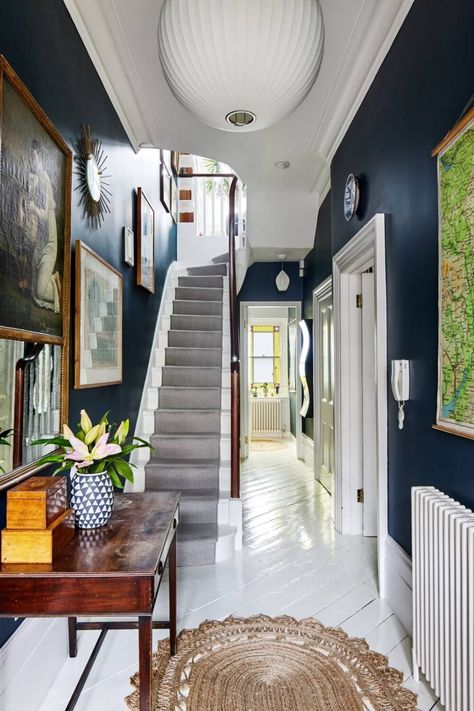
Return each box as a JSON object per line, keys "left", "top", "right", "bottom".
{"left": 40, "top": 443, "right": 438, "bottom": 710}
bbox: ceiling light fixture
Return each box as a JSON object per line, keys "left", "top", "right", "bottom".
{"left": 158, "top": 0, "right": 324, "bottom": 133}
{"left": 275, "top": 161, "right": 291, "bottom": 170}
{"left": 276, "top": 253, "right": 290, "bottom": 292}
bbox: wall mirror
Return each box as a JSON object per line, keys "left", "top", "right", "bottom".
{"left": 0, "top": 56, "right": 72, "bottom": 489}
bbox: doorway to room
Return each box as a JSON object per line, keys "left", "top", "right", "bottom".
{"left": 240, "top": 302, "right": 302, "bottom": 462}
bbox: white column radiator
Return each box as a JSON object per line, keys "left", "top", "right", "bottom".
{"left": 412, "top": 486, "right": 474, "bottom": 711}
{"left": 251, "top": 398, "right": 282, "bottom": 438}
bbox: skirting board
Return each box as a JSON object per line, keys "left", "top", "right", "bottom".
{"left": 302, "top": 433, "right": 314, "bottom": 469}
{"left": 0, "top": 617, "right": 68, "bottom": 709}
{"left": 384, "top": 535, "right": 412, "bottom": 635}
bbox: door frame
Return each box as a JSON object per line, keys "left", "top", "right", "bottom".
{"left": 333, "top": 213, "right": 387, "bottom": 595}
{"left": 312, "top": 277, "right": 333, "bottom": 493}
{"left": 240, "top": 301, "right": 303, "bottom": 459}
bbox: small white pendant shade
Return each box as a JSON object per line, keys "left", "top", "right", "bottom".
{"left": 158, "top": 0, "right": 324, "bottom": 132}
{"left": 276, "top": 269, "right": 290, "bottom": 292}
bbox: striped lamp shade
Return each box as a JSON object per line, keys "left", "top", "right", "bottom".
{"left": 158, "top": 0, "right": 324, "bottom": 132}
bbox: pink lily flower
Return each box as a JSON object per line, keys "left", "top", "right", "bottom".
{"left": 64, "top": 426, "right": 121, "bottom": 474}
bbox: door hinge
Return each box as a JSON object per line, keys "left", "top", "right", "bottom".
{"left": 356, "top": 293, "right": 363, "bottom": 308}
{"left": 357, "top": 488, "right": 364, "bottom": 503}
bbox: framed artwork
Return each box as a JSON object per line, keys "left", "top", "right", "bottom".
{"left": 160, "top": 161, "right": 171, "bottom": 213}
{"left": 0, "top": 56, "right": 72, "bottom": 345}
{"left": 170, "top": 176, "right": 178, "bottom": 224}
{"left": 136, "top": 188, "right": 155, "bottom": 293}
{"left": 124, "top": 226, "right": 134, "bottom": 266}
{"left": 171, "top": 150, "right": 180, "bottom": 177}
{"left": 75, "top": 241, "right": 122, "bottom": 388}
{"left": 433, "top": 107, "right": 474, "bottom": 438}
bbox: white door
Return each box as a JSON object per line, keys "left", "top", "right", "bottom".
{"left": 361, "top": 271, "right": 377, "bottom": 536}
{"left": 317, "top": 292, "right": 335, "bottom": 495}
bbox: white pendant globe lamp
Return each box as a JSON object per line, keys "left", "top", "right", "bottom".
{"left": 158, "top": 0, "right": 324, "bottom": 132}
{"left": 276, "top": 253, "right": 290, "bottom": 292}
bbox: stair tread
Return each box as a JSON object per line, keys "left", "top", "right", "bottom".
{"left": 159, "top": 488, "right": 218, "bottom": 498}
{"left": 156, "top": 407, "right": 221, "bottom": 413}
{"left": 162, "top": 366, "right": 222, "bottom": 370}
{"left": 169, "top": 329, "right": 223, "bottom": 334}
{"left": 159, "top": 385, "right": 221, "bottom": 390}
{"left": 152, "top": 432, "right": 220, "bottom": 439}
{"left": 166, "top": 346, "right": 222, "bottom": 351}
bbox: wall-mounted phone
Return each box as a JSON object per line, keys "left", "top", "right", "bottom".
{"left": 391, "top": 359, "right": 410, "bottom": 429}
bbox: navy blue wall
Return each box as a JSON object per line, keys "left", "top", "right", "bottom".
{"left": 239, "top": 262, "right": 303, "bottom": 303}
{"left": 308, "top": 0, "right": 474, "bottom": 553}
{"left": 0, "top": 0, "right": 177, "bottom": 647}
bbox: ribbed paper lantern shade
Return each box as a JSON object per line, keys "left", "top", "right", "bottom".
{"left": 158, "top": 0, "right": 324, "bottom": 132}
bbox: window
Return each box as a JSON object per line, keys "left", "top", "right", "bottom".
{"left": 250, "top": 325, "right": 280, "bottom": 384}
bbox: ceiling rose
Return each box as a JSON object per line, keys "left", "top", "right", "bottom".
{"left": 158, "top": 0, "right": 324, "bottom": 132}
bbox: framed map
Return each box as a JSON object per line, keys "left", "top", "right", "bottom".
{"left": 74, "top": 241, "right": 122, "bottom": 388}
{"left": 434, "top": 107, "right": 474, "bottom": 437}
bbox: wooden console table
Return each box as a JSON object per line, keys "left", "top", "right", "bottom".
{"left": 0, "top": 491, "right": 180, "bottom": 711}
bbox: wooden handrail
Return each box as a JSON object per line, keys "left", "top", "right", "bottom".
{"left": 13, "top": 343, "right": 44, "bottom": 469}
{"left": 228, "top": 175, "right": 240, "bottom": 499}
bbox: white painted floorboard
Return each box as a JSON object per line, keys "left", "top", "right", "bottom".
{"left": 39, "top": 441, "right": 439, "bottom": 710}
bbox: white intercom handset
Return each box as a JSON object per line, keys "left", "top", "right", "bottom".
{"left": 391, "top": 360, "right": 409, "bottom": 430}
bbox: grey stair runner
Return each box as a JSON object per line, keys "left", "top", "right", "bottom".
{"left": 145, "top": 264, "right": 227, "bottom": 566}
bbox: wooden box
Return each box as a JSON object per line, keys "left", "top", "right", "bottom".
{"left": 1, "top": 509, "right": 76, "bottom": 564}
{"left": 6, "top": 476, "right": 68, "bottom": 530}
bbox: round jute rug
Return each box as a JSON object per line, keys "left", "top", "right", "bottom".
{"left": 125, "top": 615, "right": 417, "bottom": 710}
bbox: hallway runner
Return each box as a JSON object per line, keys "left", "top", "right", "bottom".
{"left": 125, "top": 615, "right": 417, "bottom": 710}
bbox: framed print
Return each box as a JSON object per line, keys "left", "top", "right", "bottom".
{"left": 75, "top": 241, "right": 122, "bottom": 388}
{"left": 160, "top": 161, "right": 171, "bottom": 213}
{"left": 170, "top": 176, "right": 178, "bottom": 224}
{"left": 136, "top": 188, "right": 155, "bottom": 293}
{"left": 0, "top": 56, "right": 72, "bottom": 345}
{"left": 171, "top": 150, "right": 180, "bottom": 177}
{"left": 124, "top": 226, "right": 134, "bottom": 266}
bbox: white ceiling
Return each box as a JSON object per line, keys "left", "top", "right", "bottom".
{"left": 64, "top": 0, "right": 414, "bottom": 260}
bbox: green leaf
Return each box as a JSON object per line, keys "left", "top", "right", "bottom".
{"left": 100, "top": 410, "right": 110, "bottom": 426}
{"left": 31, "top": 436, "right": 69, "bottom": 447}
{"left": 108, "top": 468, "right": 122, "bottom": 489}
{"left": 113, "top": 459, "right": 134, "bottom": 483}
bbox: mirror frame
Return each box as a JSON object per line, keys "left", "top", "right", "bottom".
{"left": 0, "top": 56, "right": 72, "bottom": 490}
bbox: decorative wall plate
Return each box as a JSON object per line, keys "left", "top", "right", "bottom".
{"left": 343, "top": 173, "right": 359, "bottom": 222}
{"left": 76, "top": 125, "right": 111, "bottom": 228}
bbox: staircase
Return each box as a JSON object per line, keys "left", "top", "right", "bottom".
{"left": 142, "top": 258, "right": 240, "bottom": 566}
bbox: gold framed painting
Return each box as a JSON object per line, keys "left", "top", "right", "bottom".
{"left": 75, "top": 241, "right": 123, "bottom": 389}
{"left": 137, "top": 188, "right": 155, "bottom": 293}
{"left": 0, "top": 55, "right": 72, "bottom": 346}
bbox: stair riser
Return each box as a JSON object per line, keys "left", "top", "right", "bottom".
{"left": 159, "top": 388, "right": 221, "bottom": 409}
{"left": 168, "top": 331, "right": 222, "bottom": 348}
{"left": 179, "top": 498, "right": 218, "bottom": 525}
{"left": 175, "top": 287, "right": 223, "bottom": 302}
{"left": 173, "top": 300, "right": 223, "bottom": 316}
{"left": 187, "top": 264, "right": 227, "bottom": 276}
{"left": 177, "top": 539, "right": 215, "bottom": 567}
{"left": 165, "top": 348, "right": 222, "bottom": 367}
{"left": 155, "top": 410, "right": 221, "bottom": 433}
{"left": 171, "top": 315, "right": 222, "bottom": 332}
{"left": 161, "top": 367, "right": 222, "bottom": 388}
{"left": 145, "top": 464, "right": 218, "bottom": 490}
{"left": 178, "top": 276, "right": 223, "bottom": 288}
{"left": 151, "top": 436, "right": 220, "bottom": 460}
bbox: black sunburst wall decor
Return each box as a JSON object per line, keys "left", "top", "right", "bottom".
{"left": 75, "top": 124, "right": 111, "bottom": 228}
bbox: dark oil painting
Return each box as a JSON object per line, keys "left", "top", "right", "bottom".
{"left": 0, "top": 76, "right": 68, "bottom": 340}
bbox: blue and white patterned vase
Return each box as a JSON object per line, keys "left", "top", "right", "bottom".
{"left": 71, "top": 472, "right": 114, "bottom": 529}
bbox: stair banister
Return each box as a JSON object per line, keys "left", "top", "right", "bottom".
{"left": 228, "top": 175, "right": 240, "bottom": 499}
{"left": 13, "top": 343, "right": 44, "bottom": 469}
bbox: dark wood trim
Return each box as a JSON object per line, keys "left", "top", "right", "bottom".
{"left": 169, "top": 534, "right": 177, "bottom": 655}
{"left": 432, "top": 106, "right": 474, "bottom": 157}
{"left": 65, "top": 626, "right": 108, "bottom": 711}
{"left": 139, "top": 617, "right": 153, "bottom": 711}
{"left": 228, "top": 176, "right": 240, "bottom": 499}
{"left": 179, "top": 173, "right": 235, "bottom": 178}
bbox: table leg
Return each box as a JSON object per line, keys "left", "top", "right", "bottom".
{"left": 139, "top": 616, "right": 153, "bottom": 711}
{"left": 68, "top": 617, "right": 77, "bottom": 658}
{"left": 169, "top": 534, "right": 177, "bottom": 656}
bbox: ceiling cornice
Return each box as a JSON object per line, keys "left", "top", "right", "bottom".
{"left": 309, "top": 0, "right": 415, "bottom": 191}
{"left": 63, "top": 0, "right": 160, "bottom": 151}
